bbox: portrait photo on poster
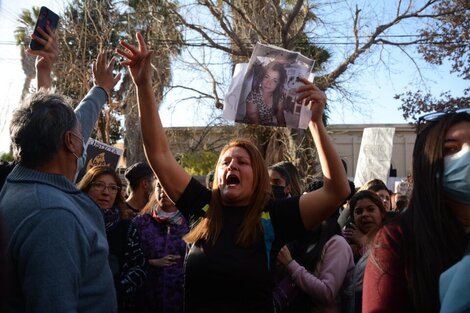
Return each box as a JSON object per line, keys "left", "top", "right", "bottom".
{"left": 232, "top": 43, "right": 315, "bottom": 129}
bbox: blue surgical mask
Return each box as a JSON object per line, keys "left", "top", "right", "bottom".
{"left": 443, "top": 146, "right": 470, "bottom": 204}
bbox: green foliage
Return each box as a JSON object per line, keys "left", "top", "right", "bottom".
{"left": 1, "top": 152, "right": 14, "bottom": 162}
{"left": 180, "top": 150, "right": 219, "bottom": 176}
{"left": 14, "top": 7, "right": 40, "bottom": 46}
{"left": 291, "top": 33, "right": 331, "bottom": 73}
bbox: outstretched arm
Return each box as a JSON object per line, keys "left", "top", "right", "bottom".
{"left": 75, "top": 51, "right": 121, "bottom": 141}
{"left": 297, "top": 77, "right": 350, "bottom": 230}
{"left": 117, "top": 33, "right": 191, "bottom": 203}
{"left": 26, "top": 25, "right": 58, "bottom": 90}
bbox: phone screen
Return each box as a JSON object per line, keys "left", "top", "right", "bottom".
{"left": 29, "top": 6, "right": 60, "bottom": 51}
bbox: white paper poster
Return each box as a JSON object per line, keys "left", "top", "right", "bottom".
{"left": 354, "top": 128, "right": 395, "bottom": 188}
{"left": 223, "top": 42, "right": 315, "bottom": 129}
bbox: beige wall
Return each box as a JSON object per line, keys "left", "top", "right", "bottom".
{"left": 329, "top": 124, "right": 416, "bottom": 187}
{"left": 117, "top": 123, "right": 416, "bottom": 186}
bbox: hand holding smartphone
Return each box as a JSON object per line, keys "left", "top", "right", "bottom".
{"left": 29, "top": 6, "right": 59, "bottom": 50}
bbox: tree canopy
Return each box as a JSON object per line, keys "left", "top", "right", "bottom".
{"left": 397, "top": 0, "right": 469, "bottom": 121}
{"left": 13, "top": 0, "right": 468, "bottom": 174}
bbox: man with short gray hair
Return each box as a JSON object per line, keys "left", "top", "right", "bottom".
{"left": 0, "top": 49, "right": 120, "bottom": 312}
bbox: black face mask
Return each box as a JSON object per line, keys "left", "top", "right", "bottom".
{"left": 272, "top": 185, "right": 288, "bottom": 200}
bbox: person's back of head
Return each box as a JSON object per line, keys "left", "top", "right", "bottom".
{"left": 124, "top": 162, "right": 154, "bottom": 192}
{"left": 288, "top": 212, "right": 341, "bottom": 272}
{"left": 304, "top": 178, "right": 324, "bottom": 193}
{"left": 359, "top": 179, "right": 388, "bottom": 192}
{"left": 305, "top": 177, "right": 355, "bottom": 203}
{"left": 395, "top": 194, "right": 408, "bottom": 212}
{"left": 10, "top": 91, "right": 77, "bottom": 169}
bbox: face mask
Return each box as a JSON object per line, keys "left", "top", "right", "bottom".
{"left": 443, "top": 146, "right": 470, "bottom": 204}
{"left": 71, "top": 134, "right": 87, "bottom": 183}
{"left": 272, "top": 185, "right": 288, "bottom": 200}
{"left": 76, "top": 141, "right": 87, "bottom": 172}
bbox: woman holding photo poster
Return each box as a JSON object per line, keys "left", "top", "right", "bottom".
{"left": 245, "top": 61, "right": 287, "bottom": 127}
{"left": 117, "top": 32, "right": 350, "bottom": 313}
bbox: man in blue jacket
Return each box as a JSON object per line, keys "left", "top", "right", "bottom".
{"left": 0, "top": 26, "right": 121, "bottom": 313}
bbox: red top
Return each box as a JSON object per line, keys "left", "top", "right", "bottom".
{"left": 363, "top": 224, "right": 413, "bottom": 313}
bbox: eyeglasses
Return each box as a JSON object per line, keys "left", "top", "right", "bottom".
{"left": 91, "top": 181, "right": 121, "bottom": 194}
{"left": 416, "top": 108, "right": 470, "bottom": 134}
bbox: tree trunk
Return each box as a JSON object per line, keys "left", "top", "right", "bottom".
{"left": 123, "top": 94, "right": 146, "bottom": 166}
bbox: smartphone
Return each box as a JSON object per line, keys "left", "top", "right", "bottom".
{"left": 29, "top": 6, "right": 60, "bottom": 50}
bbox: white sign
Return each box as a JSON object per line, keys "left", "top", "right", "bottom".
{"left": 354, "top": 128, "right": 395, "bottom": 188}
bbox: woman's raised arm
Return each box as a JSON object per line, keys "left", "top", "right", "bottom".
{"left": 297, "top": 77, "right": 350, "bottom": 230}
{"left": 117, "top": 32, "right": 191, "bottom": 202}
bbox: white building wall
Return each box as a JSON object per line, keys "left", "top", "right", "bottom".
{"left": 329, "top": 124, "right": 416, "bottom": 189}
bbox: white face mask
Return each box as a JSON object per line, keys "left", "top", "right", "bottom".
{"left": 70, "top": 132, "right": 87, "bottom": 183}
{"left": 443, "top": 146, "right": 470, "bottom": 204}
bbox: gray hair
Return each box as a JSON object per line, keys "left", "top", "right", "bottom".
{"left": 10, "top": 91, "right": 77, "bottom": 168}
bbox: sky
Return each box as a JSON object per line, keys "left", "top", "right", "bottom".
{"left": 0, "top": 0, "right": 63, "bottom": 155}
{"left": 0, "top": 0, "right": 466, "bottom": 154}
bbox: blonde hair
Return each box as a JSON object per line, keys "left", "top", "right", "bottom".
{"left": 184, "top": 139, "right": 272, "bottom": 247}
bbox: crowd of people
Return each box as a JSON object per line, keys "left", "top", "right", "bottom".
{"left": 0, "top": 28, "right": 469, "bottom": 313}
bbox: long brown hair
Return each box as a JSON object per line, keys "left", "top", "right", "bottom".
{"left": 184, "top": 139, "right": 272, "bottom": 247}
{"left": 397, "top": 113, "right": 469, "bottom": 312}
{"left": 259, "top": 62, "right": 287, "bottom": 116}
{"left": 77, "top": 166, "right": 132, "bottom": 220}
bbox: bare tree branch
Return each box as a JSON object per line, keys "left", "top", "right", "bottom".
{"left": 353, "top": 5, "right": 360, "bottom": 51}
{"left": 222, "top": 0, "right": 270, "bottom": 43}
{"left": 185, "top": 47, "right": 224, "bottom": 109}
{"left": 323, "top": 0, "right": 453, "bottom": 88}
{"left": 172, "top": 6, "right": 245, "bottom": 56}
{"left": 202, "top": 0, "right": 251, "bottom": 54}
{"left": 168, "top": 85, "right": 215, "bottom": 99}
{"left": 282, "top": 0, "right": 305, "bottom": 45}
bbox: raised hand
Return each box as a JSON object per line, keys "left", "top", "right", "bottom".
{"left": 27, "top": 25, "right": 59, "bottom": 72}
{"left": 116, "top": 32, "right": 153, "bottom": 87}
{"left": 92, "top": 51, "right": 121, "bottom": 98}
{"left": 26, "top": 25, "right": 59, "bottom": 89}
{"left": 296, "top": 77, "right": 326, "bottom": 124}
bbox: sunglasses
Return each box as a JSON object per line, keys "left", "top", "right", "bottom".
{"left": 416, "top": 107, "right": 470, "bottom": 134}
